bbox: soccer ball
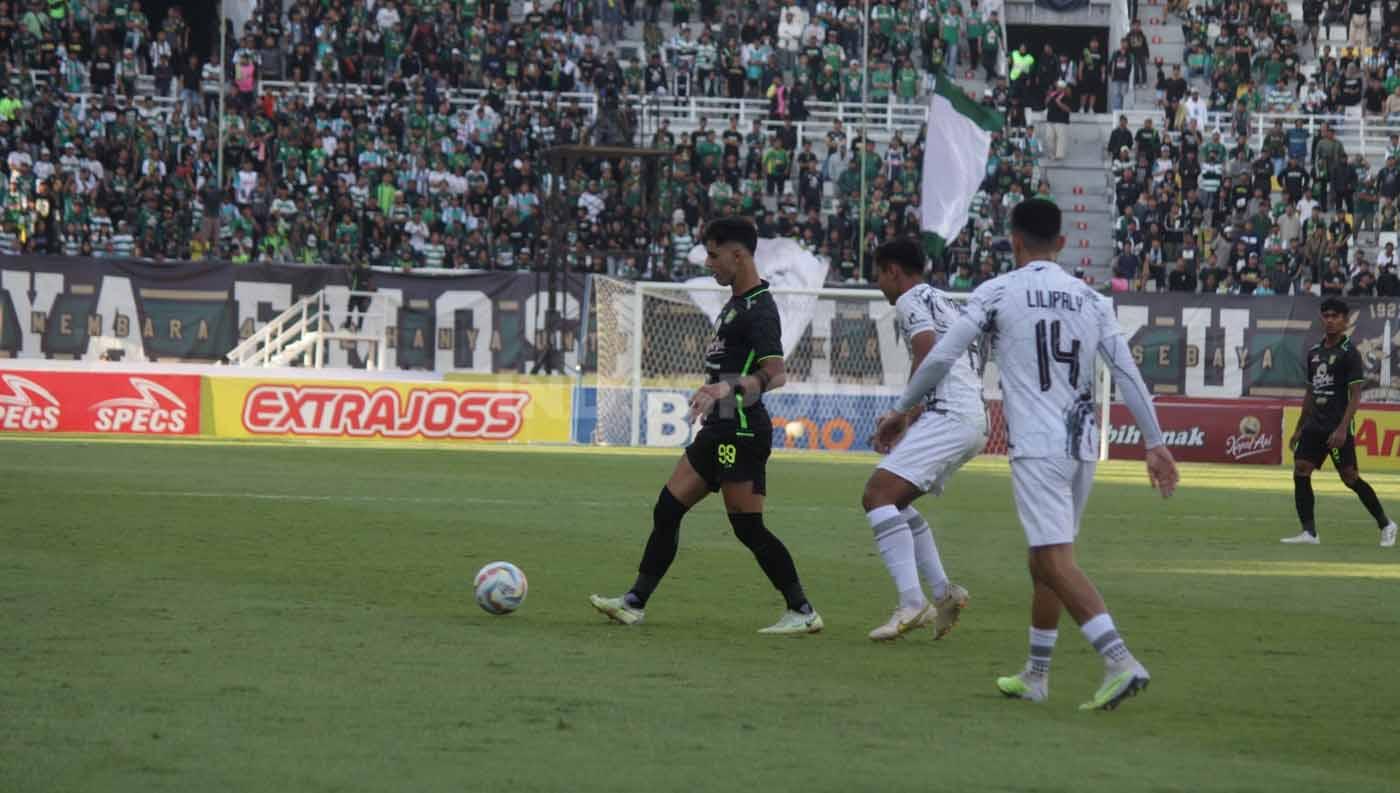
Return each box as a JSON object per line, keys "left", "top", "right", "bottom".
{"left": 474, "top": 561, "right": 527, "bottom": 615}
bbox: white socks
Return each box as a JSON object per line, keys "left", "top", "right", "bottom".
{"left": 901, "top": 506, "right": 949, "bottom": 601}
{"left": 867, "top": 505, "right": 924, "bottom": 609}
{"left": 1027, "top": 627, "right": 1058, "bottom": 677}
{"left": 1080, "top": 613, "right": 1133, "bottom": 665}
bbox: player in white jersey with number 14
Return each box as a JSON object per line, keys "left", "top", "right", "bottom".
{"left": 876, "top": 199, "right": 1179, "bottom": 711}
{"left": 860, "top": 237, "right": 986, "bottom": 642}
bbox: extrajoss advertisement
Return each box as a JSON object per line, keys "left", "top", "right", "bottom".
{"left": 207, "top": 376, "right": 573, "bottom": 444}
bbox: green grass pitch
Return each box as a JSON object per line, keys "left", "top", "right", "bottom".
{"left": 2, "top": 438, "right": 1398, "bottom": 792}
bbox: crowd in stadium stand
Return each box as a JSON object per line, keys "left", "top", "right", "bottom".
{"left": 0, "top": 0, "right": 1396, "bottom": 295}
{"left": 1098, "top": 0, "right": 1400, "bottom": 296}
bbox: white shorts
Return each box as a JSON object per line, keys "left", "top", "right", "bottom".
{"left": 1010, "top": 457, "right": 1097, "bottom": 547}
{"left": 877, "top": 412, "right": 987, "bottom": 496}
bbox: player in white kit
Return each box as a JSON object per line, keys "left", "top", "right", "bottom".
{"left": 861, "top": 238, "right": 986, "bottom": 641}
{"left": 876, "top": 200, "right": 1179, "bottom": 711}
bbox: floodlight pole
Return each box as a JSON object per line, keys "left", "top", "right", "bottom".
{"left": 857, "top": 2, "right": 870, "bottom": 282}
{"left": 216, "top": 0, "right": 226, "bottom": 191}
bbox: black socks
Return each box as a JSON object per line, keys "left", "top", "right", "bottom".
{"left": 628, "top": 487, "right": 690, "bottom": 607}
{"left": 625, "top": 492, "right": 813, "bottom": 615}
{"left": 1346, "top": 478, "right": 1390, "bottom": 529}
{"left": 729, "top": 512, "right": 811, "bottom": 613}
{"left": 1294, "top": 475, "right": 1316, "bottom": 536}
{"left": 1295, "top": 473, "right": 1392, "bottom": 537}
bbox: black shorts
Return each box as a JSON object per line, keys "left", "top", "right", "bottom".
{"left": 685, "top": 424, "right": 772, "bottom": 495}
{"left": 1294, "top": 426, "right": 1358, "bottom": 470}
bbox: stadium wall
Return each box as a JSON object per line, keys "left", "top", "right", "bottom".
{"left": 2, "top": 259, "right": 1395, "bottom": 402}
{"left": 3, "top": 360, "right": 1400, "bottom": 469}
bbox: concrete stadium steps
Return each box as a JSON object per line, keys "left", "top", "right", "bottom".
{"left": 1039, "top": 119, "right": 1117, "bottom": 283}
{"left": 1131, "top": 2, "right": 1187, "bottom": 108}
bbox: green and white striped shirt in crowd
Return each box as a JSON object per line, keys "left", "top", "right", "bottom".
{"left": 422, "top": 241, "right": 446, "bottom": 268}
{"left": 670, "top": 231, "right": 693, "bottom": 270}
{"left": 111, "top": 232, "right": 134, "bottom": 257}
{"left": 88, "top": 213, "right": 113, "bottom": 240}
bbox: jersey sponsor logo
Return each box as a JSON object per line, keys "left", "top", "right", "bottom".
{"left": 1312, "top": 360, "right": 1335, "bottom": 390}
{"left": 91, "top": 377, "right": 189, "bottom": 434}
{"left": 0, "top": 373, "right": 61, "bottom": 431}
{"left": 241, "top": 384, "right": 531, "bottom": 440}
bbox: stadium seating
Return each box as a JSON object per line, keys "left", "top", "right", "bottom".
{"left": 0, "top": 0, "right": 1397, "bottom": 295}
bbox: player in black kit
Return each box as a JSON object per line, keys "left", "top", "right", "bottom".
{"left": 1284, "top": 297, "right": 1398, "bottom": 547}
{"left": 590, "top": 217, "right": 824, "bottom": 633}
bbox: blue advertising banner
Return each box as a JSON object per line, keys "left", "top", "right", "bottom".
{"left": 574, "top": 386, "right": 901, "bottom": 452}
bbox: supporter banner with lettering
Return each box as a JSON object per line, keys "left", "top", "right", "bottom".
{"left": 1283, "top": 404, "right": 1400, "bottom": 472}
{"left": 1035, "top": 0, "right": 1092, "bottom": 9}
{"left": 1108, "top": 400, "right": 1283, "bottom": 465}
{"left": 1113, "top": 295, "right": 1400, "bottom": 401}
{"left": 0, "top": 369, "right": 200, "bottom": 435}
{"left": 206, "top": 376, "right": 573, "bottom": 444}
{"left": 0, "top": 256, "right": 585, "bottom": 373}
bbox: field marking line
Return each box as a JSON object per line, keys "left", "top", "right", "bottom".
{"left": 54, "top": 488, "right": 1278, "bottom": 524}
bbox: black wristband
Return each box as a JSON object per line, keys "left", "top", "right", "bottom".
{"left": 731, "top": 380, "right": 747, "bottom": 400}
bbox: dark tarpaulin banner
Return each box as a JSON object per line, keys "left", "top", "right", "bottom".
{"left": 1036, "top": 0, "right": 1092, "bottom": 10}
{"left": 0, "top": 256, "right": 586, "bottom": 373}
{"left": 1111, "top": 294, "right": 1400, "bottom": 401}
{"left": 3, "top": 258, "right": 1399, "bottom": 393}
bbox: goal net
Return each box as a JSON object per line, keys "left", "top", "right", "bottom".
{"left": 587, "top": 276, "right": 1110, "bottom": 458}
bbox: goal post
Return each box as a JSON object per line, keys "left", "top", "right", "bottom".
{"left": 586, "top": 275, "right": 1112, "bottom": 460}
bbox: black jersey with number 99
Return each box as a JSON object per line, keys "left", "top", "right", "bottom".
{"left": 702, "top": 280, "right": 783, "bottom": 431}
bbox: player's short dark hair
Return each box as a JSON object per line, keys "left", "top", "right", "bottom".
{"left": 1320, "top": 297, "right": 1349, "bottom": 315}
{"left": 702, "top": 216, "right": 758, "bottom": 254}
{"left": 1010, "top": 198, "right": 1062, "bottom": 248}
{"left": 874, "top": 237, "right": 925, "bottom": 276}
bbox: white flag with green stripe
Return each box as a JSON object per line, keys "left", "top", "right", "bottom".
{"left": 920, "top": 73, "right": 1004, "bottom": 256}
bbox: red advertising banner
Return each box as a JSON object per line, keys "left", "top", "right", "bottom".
{"left": 1108, "top": 399, "right": 1282, "bottom": 465}
{"left": 0, "top": 370, "right": 200, "bottom": 435}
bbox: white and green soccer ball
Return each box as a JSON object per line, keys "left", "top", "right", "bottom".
{"left": 474, "top": 561, "right": 527, "bottom": 615}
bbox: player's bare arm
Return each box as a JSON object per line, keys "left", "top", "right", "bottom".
{"left": 1291, "top": 384, "right": 1314, "bottom": 450}
{"left": 877, "top": 312, "right": 982, "bottom": 450}
{"left": 1330, "top": 381, "right": 1362, "bottom": 449}
{"left": 687, "top": 357, "right": 786, "bottom": 421}
{"left": 872, "top": 331, "right": 935, "bottom": 454}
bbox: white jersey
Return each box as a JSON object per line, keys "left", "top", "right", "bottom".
{"left": 963, "top": 262, "right": 1118, "bottom": 460}
{"left": 894, "top": 284, "right": 985, "bottom": 426}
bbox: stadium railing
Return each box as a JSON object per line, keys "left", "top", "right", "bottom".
{"left": 1116, "top": 108, "right": 1400, "bottom": 163}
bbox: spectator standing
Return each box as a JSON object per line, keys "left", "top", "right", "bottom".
{"left": 1044, "top": 80, "right": 1072, "bottom": 161}
{"left": 1080, "top": 37, "right": 1103, "bottom": 113}
{"left": 1108, "top": 40, "right": 1131, "bottom": 110}
{"left": 1126, "top": 19, "right": 1150, "bottom": 85}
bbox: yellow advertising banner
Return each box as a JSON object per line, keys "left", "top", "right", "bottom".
{"left": 1283, "top": 404, "right": 1400, "bottom": 471}
{"left": 206, "top": 375, "right": 573, "bottom": 444}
